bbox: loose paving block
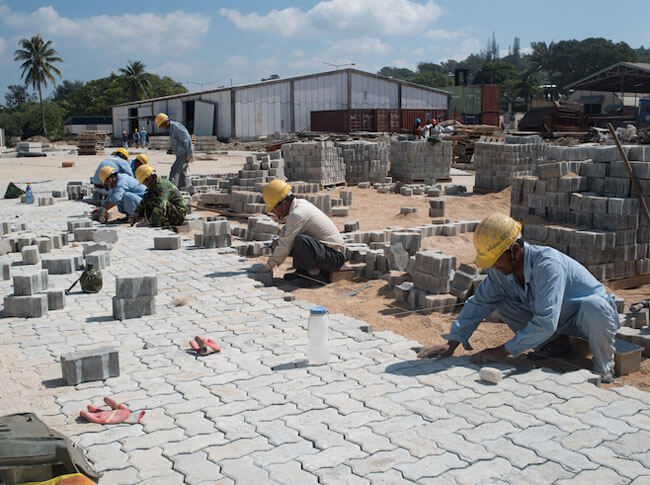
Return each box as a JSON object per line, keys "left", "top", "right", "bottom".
{"left": 115, "top": 275, "right": 157, "bottom": 298}
{"left": 43, "top": 289, "right": 66, "bottom": 310}
{"left": 154, "top": 235, "right": 182, "bottom": 250}
{"left": 331, "top": 207, "right": 349, "bottom": 217}
{"left": 614, "top": 338, "right": 643, "bottom": 376}
{"left": 93, "top": 229, "right": 118, "bottom": 243}
{"left": 3, "top": 294, "right": 48, "bottom": 317}
{"left": 390, "top": 232, "right": 421, "bottom": 252}
{"left": 1, "top": 262, "right": 10, "bottom": 280}
{"left": 385, "top": 243, "right": 409, "bottom": 271}
{"left": 112, "top": 296, "right": 155, "bottom": 320}
{"left": 13, "top": 270, "right": 48, "bottom": 295}
{"left": 85, "top": 251, "right": 110, "bottom": 270}
{"left": 400, "top": 207, "right": 417, "bottom": 215}
{"left": 38, "top": 197, "right": 55, "bottom": 206}
{"left": 479, "top": 367, "right": 503, "bottom": 384}
{"left": 444, "top": 185, "right": 467, "bottom": 195}
{"left": 340, "top": 191, "right": 353, "bottom": 206}
{"left": 35, "top": 237, "right": 52, "bottom": 253}
{"left": 68, "top": 218, "right": 93, "bottom": 232}
{"left": 21, "top": 245, "right": 40, "bottom": 265}
{"left": 393, "top": 281, "right": 413, "bottom": 303}
{"left": 450, "top": 263, "right": 479, "bottom": 301}
{"left": 41, "top": 256, "right": 75, "bottom": 274}
{"left": 60, "top": 346, "right": 120, "bottom": 385}
{"left": 0, "top": 239, "right": 11, "bottom": 256}
{"left": 203, "top": 221, "right": 230, "bottom": 236}
{"left": 344, "top": 220, "right": 360, "bottom": 232}
{"left": 82, "top": 242, "right": 112, "bottom": 256}
{"left": 623, "top": 308, "right": 649, "bottom": 329}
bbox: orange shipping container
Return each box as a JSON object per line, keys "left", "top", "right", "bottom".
{"left": 481, "top": 85, "right": 501, "bottom": 113}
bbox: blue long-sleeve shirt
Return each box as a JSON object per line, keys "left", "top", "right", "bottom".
{"left": 91, "top": 156, "right": 134, "bottom": 185}
{"left": 444, "top": 242, "right": 610, "bottom": 357}
{"left": 105, "top": 173, "right": 145, "bottom": 207}
{"left": 169, "top": 120, "right": 194, "bottom": 157}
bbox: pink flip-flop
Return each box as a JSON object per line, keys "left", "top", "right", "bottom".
{"left": 189, "top": 336, "right": 221, "bottom": 356}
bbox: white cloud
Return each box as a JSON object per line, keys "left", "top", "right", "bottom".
{"left": 227, "top": 55, "right": 248, "bottom": 68}
{"left": 450, "top": 38, "right": 481, "bottom": 61}
{"left": 220, "top": 0, "right": 443, "bottom": 38}
{"left": 323, "top": 37, "right": 392, "bottom": 58}
{"left": 291, "top": 48, "right": 305, "bottom": 58}
{"left": 425, "top": 29, "right": 464, "bottom": 40}
{"left": 0, "top": 6, "right": 210, "bottom": 55}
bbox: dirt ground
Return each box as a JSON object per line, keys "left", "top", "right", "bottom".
{"left": 2, "top": 144, "right": 649, "bottom": 391}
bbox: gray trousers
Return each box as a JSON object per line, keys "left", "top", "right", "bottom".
{"left": 169, "top": 154, "right": 192, "bottom": 193}
{"left": 496, "top": 294, "right": 619, "bottom": 375}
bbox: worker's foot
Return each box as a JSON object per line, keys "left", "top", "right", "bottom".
{"left": 528, "top": 335, "right": 574, "bottom": 360}
{"left": 600, "top": 370, "right": 614, "bottom": 384}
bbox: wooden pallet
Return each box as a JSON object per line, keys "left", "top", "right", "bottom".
{"left": 605, "top": 274, "right": 650, "bottom": 290}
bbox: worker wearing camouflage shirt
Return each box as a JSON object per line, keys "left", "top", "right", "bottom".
{"left": 133, "top": 166, "right": 187, "bottom": 227}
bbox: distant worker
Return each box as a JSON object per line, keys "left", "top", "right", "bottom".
{"left": 122, "top": 130, "right": 128, "bottom": 149}
{"left": 97, "top": 166, "right": 146, "bottom": 223}
{"left": 250, "top": 179, "right": 346, "bottom": 288}
{"left": 140, "top": 126, "right": 147, "bottom": 149}
{"left": 154, "top": 113, "right": 194, "bottom": 194}
{"left": 132, "top": 165, "right": 188, "bottom": 227}
{"left": 91, "top": 148, "right": 134, "bottom": 187}
{"left": 418, "top": 213, "right": 619, "bottom": 383}
{"left": 133, "top": 128, "right": 140, "bottom": 148}
{"left": 413, "top": 118, "right": 422, "bottom": 139}
{"left": 131, "top": 153, "right": 148, "bottom": 175}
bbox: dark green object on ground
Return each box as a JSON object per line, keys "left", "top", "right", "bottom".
{"left": 80, "top": 263, "right": 103, "bottom": 293}
{"left": 4, "top": 182, "right": 25, "bottom": 199}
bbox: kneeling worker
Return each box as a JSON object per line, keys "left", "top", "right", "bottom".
{"left": 132, "top": 165, "right": 187, "bottom": 227}
{"left": 131, "top": 153, "right": 148, "bottom": 174}
{"left": 97, "top": 166, "right": 146, "bottom": 223}
{"left": 418, "top": 213, "right": 619, "bottom": 382}
{"left": 251, "top": 179, "right": 346, "bottom": 287}
{"left": 91, "top": 148, "right": 133, "bottom": 187}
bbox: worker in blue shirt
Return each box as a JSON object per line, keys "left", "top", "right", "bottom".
{"left": 418, "top": 213, "right": 619, "bottom": 382}
{"left": 154, "top": 113, "right": 194, "bottom": 194}
{"left": 97, "top": 166, "right": 146, "bottom": 223}
{"left": 140, "top": 126, "right": 147, "bottom": 149}
{"left": 130, "top": 153, "right": 148, "bottom": 174}
{"left": 91, "top": 148, "right": 134, "bottom": 186}
{"left": 133, "top": 128, "right": 140, "bottom": 148}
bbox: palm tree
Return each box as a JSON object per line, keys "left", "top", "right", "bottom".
{"left": 529, "top": 41, "right": 555, "bottom": 83}
{"left": 119, "top": 60, "right": 150, "bottom": 101}
{"left": 14, "top": 35, "right": 63, "bottom": 137}
{"left": 514, "top": 70, "right": 540, "bottom": 110}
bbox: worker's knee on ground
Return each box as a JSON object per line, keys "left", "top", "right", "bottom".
{"left": 122, "top": 193, "right": 142, "bottom": 216}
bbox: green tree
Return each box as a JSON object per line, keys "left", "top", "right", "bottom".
{"left": 377, "top": 66, "right": 416, "bottom": 80}
{"left": 13, "top": 35, "right": 63, "bottom": 137}
{"left": 636, "top": 46, "right": 650, "bottom": 63}
{"left": 473, "top": 62, "right": 518, "bottom": 85}
{"left": 119, "top": 60, "right": 150, "bottom": 101}
{"left": 529, "top": 40, "right": 556, "bottom": 83}
{"left": 261, "top": 74, "right": 280, "bottom": 81}
{"left": 4, "top": 85, "right": 36, "bottom": 111}
{"left": 513, "top": 70, "right": 540, "bottom": 110}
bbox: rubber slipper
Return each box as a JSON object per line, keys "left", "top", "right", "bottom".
{"left": 80, "top": 397, "right": 130, "bottom": 424}
{"left": 190, "top": 336, "right": 220, "bottom": 356}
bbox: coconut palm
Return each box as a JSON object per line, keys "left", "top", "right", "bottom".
{"left": 529, "top": 41, "right": 556, "bottom": 83}
{"left": 14, "top": 35, "right": 63, "bottom": 137}
{"left": 119, "top": 60, "right": 151, "bottom": 101}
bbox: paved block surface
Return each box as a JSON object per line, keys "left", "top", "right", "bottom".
{"left": 0, "top": 183, "right": 649, "bottom": 484}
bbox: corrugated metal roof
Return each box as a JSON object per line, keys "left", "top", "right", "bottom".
{"left": 112, "top": 68, "right": 451, "bottom": 108}
{"left": 565, "top": 62, "right": 650, "bottom": 92}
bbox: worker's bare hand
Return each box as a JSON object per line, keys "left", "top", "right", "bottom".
{"left": 417, "top": 341, "right": 458, "bottom": 359}
{"left": 250, "top": 262, "right": 271, "bottom": 273}
{"left": 99, "top": 210, "right": 108, "bottom": 224}
{"left": 470, "top": 345, "right": 509, "bottom": 365}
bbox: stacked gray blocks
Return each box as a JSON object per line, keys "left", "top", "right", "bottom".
{"left": 344, "top": 220, "right": 359, "bottom": 232}
{"left": 21, "top": 245, "right": 40, "bottom": 265}
{"left": 282, "top": 141, "right": 345, "bottom": 186}
{"left": 113, "top": 275, "right": 157, "bottom": 320}
{"left": 296, "top": 194, "right": 332, "bottom": 215}
{"left": 450, "top": 263, "right": 480, "bottom": 301}
{"left": 390, "top": 232, "right": 421, "bottom": 255}
{"left": 246, "top": 216, "right": 278, "bottom": 242}
{"left": 473, "top": 137, "right": 546, "bottom": 192}
{"left": 514, "top": 144, "right": 650, "bottom": 281}
{"left": 195, "top": 220, "right": 232, "bottom": 249}
{"left": 41, "top": 256, "right": 75, "bottom": 274}
{"left": 336, "top": 140, "right": 388, "bottom": 184}
{"left": 85, "top": 251, "right": 110, "bottom": 270}
{"left": 4, "top": 270, "right": 51, "bottom": 317}
{"left": 340, "top": 191, "right": 353, "bottom": 206}
{"left": 154, "top": 235, "right": 182, "bottom": 250}
{"left": 389, "top": 140, "right": 452, "bottom": 182}
{"left": 60, "top": 346, "right": 119, "bottom": 385}
{"left": 429, "top": 199, "right": 445, "bottom": 217}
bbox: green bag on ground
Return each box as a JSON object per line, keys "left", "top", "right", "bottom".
{"left": 4, "top": 182, "right": 25, "bottom": 199}
{"left": 0, "top": 413, "right": 101, "bottom": 484}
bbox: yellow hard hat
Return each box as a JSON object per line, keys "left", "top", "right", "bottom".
{"left": 123, "top": 130, "right": 126, "bottom": 133}
{"left": 136, "top": 164, "right": 155, "bottom": 184}
{"left": 98, "top": 165, "right": 115, "bottom": 183}
{"left": 155, "top": 113, "right": 169, "bottom": 128}
{"left": 141, "top": 126, "right": 145, "bottom": 130}
{"left": 112, "top": 148, "right": 129, "bottom": 160}
{"left": 473, "top": 213, "right": 522, "bottom": 269}
{"left": 135, "top": 128, "right": 138, "bottom": 131}
{"left": 263, "top": 179, "right": 292, "bottom": 212}
{"left": 135, "top": 153, "right": 149, "bottom": 165}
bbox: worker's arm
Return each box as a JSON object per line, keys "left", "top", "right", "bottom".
{"left": 503, "top": 259, "right": 567, "bottom": 357}
{"left": 266, "top": 211, "right": 308, "bottom": 268}
{"left": 148, "top": 187, "right": 169, "bottom": 227}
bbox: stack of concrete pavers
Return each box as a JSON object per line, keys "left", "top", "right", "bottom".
{"left": 450, "top": 263, "right": 481, "bottom": 302}
{"left": 296, "top": 193, "right": 332, "bottom": 215}
{"left": 230, "top": 190, "right": 265, "bottom": 214}
{"left": 408, "top": 250, "right": 457, "bottom": 312}
{"left": 83, "top": 242, "right": 113, "bottom": 268}
{"left": 194, "top": 220, "right": 232, "bottom": 249}
{"left": 429, "top": 199, "right": 445, "bottom": 217}
{"left": 336, "top": 140, "right": 389, "bottom": 184}
{"left": 473, "top": 135, "right": 546, "bottom": 192}
{"left": 66, "top": 181, "right": 92, "bottom": 200}
{"left": 16, "top": 141, "right": 42, "bottom": 154}
{"left": 282, "top": 141, "right": 345, "bottom": 186}
{"left": 4, "top": 269, "right": 65, "bottom": 316}
{"left": 512, "top": 145, "right": 650, "bottom": 281}
{"left": 112, "top": 274, "right": 157, "bottom": 320}
{"left": 246, "top": 216, "right": 279, "bottom": 242}
{"left": 389, "top": 140, "right": 452, "bottom": 182}
{"left": 60, "top": 346, "right": 120, "bottom": 386}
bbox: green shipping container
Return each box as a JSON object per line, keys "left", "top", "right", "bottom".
{"left": 446, "top": 85, "right": 482, "bottom": 115}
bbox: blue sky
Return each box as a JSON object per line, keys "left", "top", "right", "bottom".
{"left": 1, "top": 0, "right": 649, "bottom": 99}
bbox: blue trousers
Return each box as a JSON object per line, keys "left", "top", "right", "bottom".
{"left": 117, "top": 192, "right": 142, "bottom": 216}
{"left": 496, "top": 294, "right": 618, "bottom": 375}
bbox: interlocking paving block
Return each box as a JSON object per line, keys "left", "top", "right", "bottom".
{"left": 82, "top": 242, "right": 112, "bottom": 256}
{"left": 60, "top": 346, "right": 120, "bottom": 385}
{"left": 43, "top": 289, "right": 66, "bottom": 310}
{"left": 35, "top": 237, "right": 52, "bottom": 253}
{"left": 21, "top": 245, "right": 40, "bottom": 265}
{"left": 85, "top": 250, "right": 110, "bottom": 269}
{"left": 614, "top": 338, "right": 643, "bottom": 376}
{"left": 41, "top": 256, "right": 75, "bottom": 274}
{"left": 93, "top": 228, "right": 118, "bottom": 243}
{"left": 1, "top": 261, "right": 10, "bottom": 280}
{"left": 344, "top": 220, "right": 360, "bottom": 232}
{"left": 73, "top": 227, "right": 96, "bottom": 242}
{"left": 153, "top": 235, "right": 182, "bottom": 250}
{"left": 67, "top": 218, "right": 93, "bottom": 232}
{"left": 3, "top": 294, "right": 48, "bottom": 317}
{"left": 115, "top": 275, "right": 158, "bottom": 298}
{"left": 331, "top": 207, "right": 349, "bottom": 217}
{"left": 13, "top": 270, "right": 48, "bottom": 295}
{"left": 112, "top": 295, "right": 156, "bottom": 320}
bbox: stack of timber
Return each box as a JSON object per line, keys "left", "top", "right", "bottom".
{"left": 76, "top": 130, "right": 109, "bottom": 155}
{"left": 444, "top": 121, "right": 502, "bottom": 168}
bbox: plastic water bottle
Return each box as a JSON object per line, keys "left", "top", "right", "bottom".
{"left": 25, "top": 183, "right": 34, "bottom": 204}
{"left": 307, "top": 306, "right": 329, "bottom": 365}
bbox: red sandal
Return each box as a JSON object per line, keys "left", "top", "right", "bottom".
{"left": 189, "top": 336, "right": 221, "bottom": 356}
{"left": 80, "top": 397, "right": 130, "bottom": 424}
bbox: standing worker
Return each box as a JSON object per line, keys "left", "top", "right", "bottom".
{"left": 133, "top": 128, "right": 140, "bottom": 149}
{"left": 97, "top": 166, "right": 146, "bottom": 223}
{"left": 140, "top": 126, "right": 147, "bottom": 149}
{"left": 154, "top": 113, "right": 194, "bottom": 194}
{"left": 122, "top": 130, "right": 128, "bottom": 149}
{"left": 250, "top": 179, "right": 346, "bottom": 288}
{"left": 132, "top": 165, "right": 188, "bottom": 227}
{"left": 91, "top": 148, "right": 133, "bottom": 186}
{"left": 418, "top": 213, "right": 619, "bottom": 383}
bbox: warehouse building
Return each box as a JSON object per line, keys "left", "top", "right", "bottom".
{"left": 111, "top": 68, "right": 451, "bottom": 141}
